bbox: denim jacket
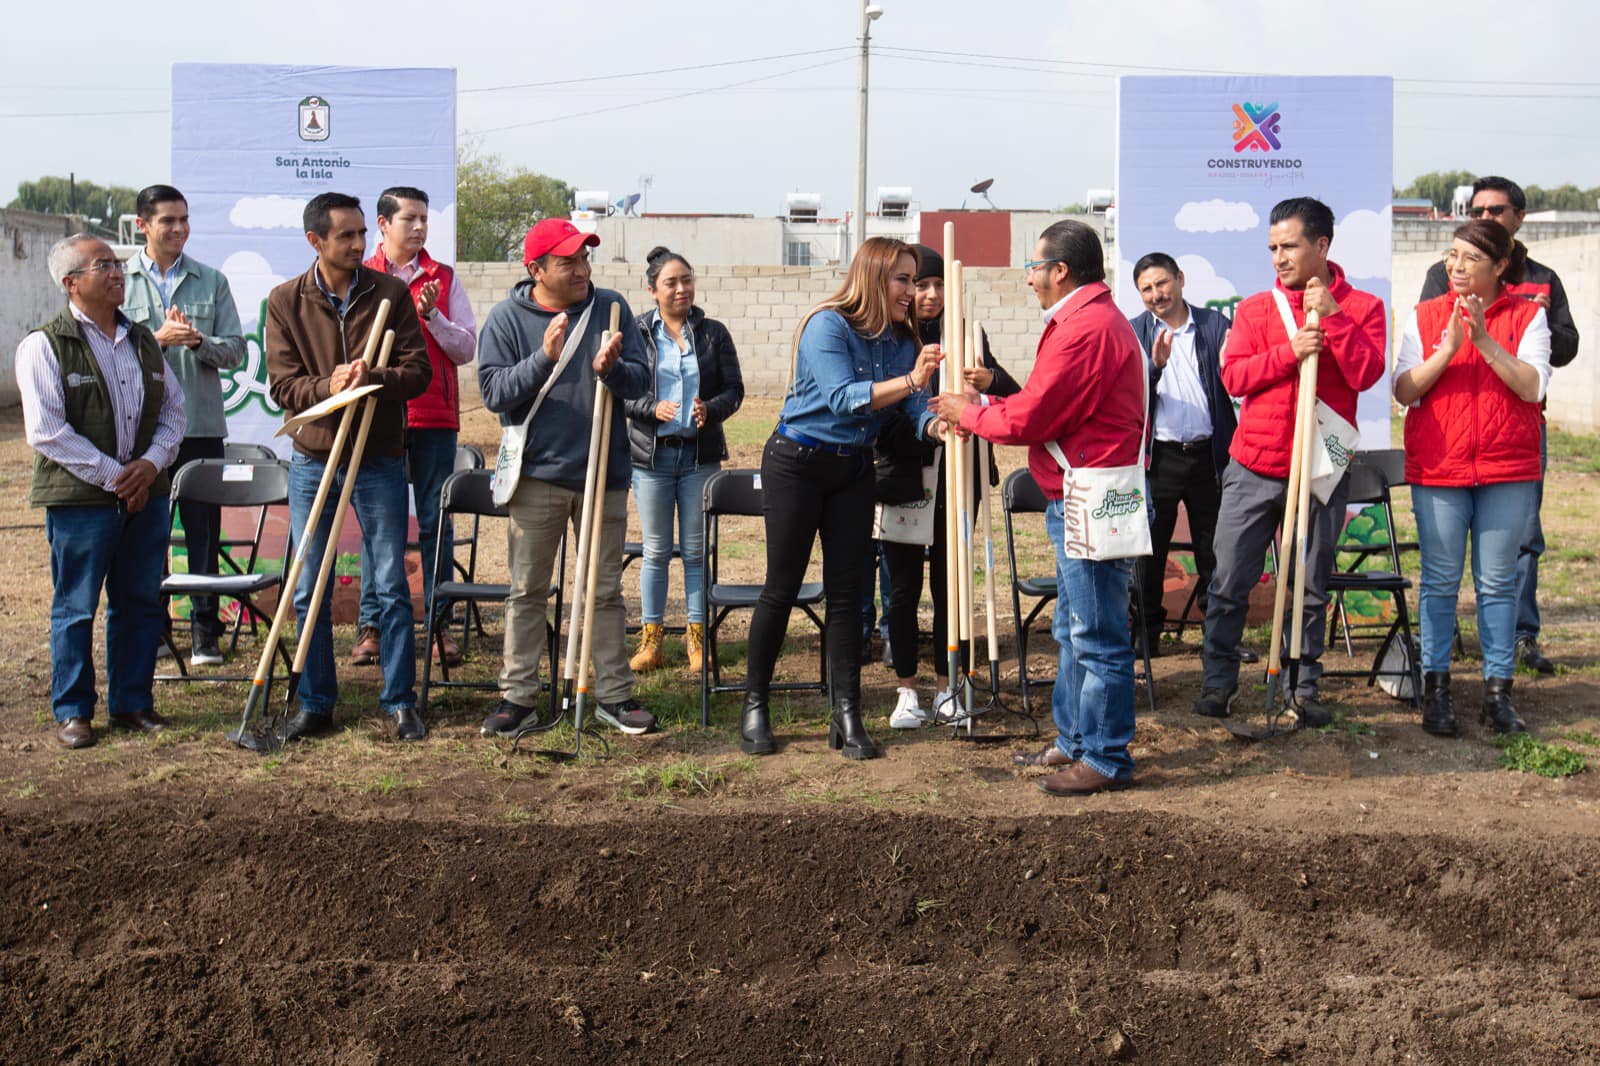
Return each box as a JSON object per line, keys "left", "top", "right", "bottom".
{"left": 777, "top": 310, "right": 932, "bottom": 447}
{"left": 122, "top": 255, "right": 247, "bottom": 439}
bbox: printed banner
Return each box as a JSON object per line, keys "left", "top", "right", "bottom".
{"left": 171, "top": 63, "right": 457, "bottom": 454}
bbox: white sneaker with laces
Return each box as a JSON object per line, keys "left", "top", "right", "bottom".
{"left": 889, "top": 687, "right": 925, "bottom": 729}
{"left": 930, "top": 687, "right": 961, "bottom": 724}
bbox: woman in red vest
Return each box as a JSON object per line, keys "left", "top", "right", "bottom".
{"left": 1395, "top": 220, "right": 1552, "bottom": 738}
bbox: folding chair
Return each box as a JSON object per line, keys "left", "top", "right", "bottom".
{"left": 1001, "top": 469, "right": 1156, "bottom": 717}
{"left": 157, "top": 457, "right": 293, "bottom": 683}
{"left": 699, "top": 469, "right": 827, "bottom": 727}
{"left": 419, "top": 469, "right": 564, "bottom": 719}
{"left": 623, "top": 542, "right": 684, "bottom": 635}
{"left": 446, "top": 443, "right": 491, "bottom": 648}
{"left": 1318, "top": 451, "right": 1425, "bottom": 707}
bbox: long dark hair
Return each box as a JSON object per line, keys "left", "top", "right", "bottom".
{"left": 1453, "top": 220, "right": 1528, "bottom": 286}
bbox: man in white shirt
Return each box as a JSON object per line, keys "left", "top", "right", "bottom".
{"left": 15, "top": 235, "right": 186, "bottom": 749}
{"left": 1126, "top": 253, "right": 1237, "bottom": 657}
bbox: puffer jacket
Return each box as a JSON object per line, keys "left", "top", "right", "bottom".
{"left": 1404, "top": 293, "right": 1543, "bottom": 487}
{"left": 625, "top": 305, "right": 744, "bottom": 468}
{"left": 1219, "top": 262, "right": 1386, "bottom": 479}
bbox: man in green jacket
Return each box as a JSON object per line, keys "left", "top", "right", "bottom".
{"left": 121, "top": 184, "right": 246, "bottom": 667}
{"left": 16, "top": 235, "right": 187, "bottom": 749}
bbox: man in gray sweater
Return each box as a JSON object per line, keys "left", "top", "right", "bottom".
{"left": 476, "top": 219, "right": 655, "bottom": 738}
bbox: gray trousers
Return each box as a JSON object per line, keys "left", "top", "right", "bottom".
{"left": 1201, "top": 461, "right": 1350, "bottom": 696}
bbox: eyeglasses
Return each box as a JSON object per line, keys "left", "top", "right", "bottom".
{"left": 68, "top": 259, "right": 125, "bottom": 277}
{"left": 1468, "top": 204, "right": 1514, "bottom": 219}
{"left": 1023, "top": 258, "right": 1061, "bottom": 274}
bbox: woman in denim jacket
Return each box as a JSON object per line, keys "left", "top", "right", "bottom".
{"left": 739, "top": 238, "right": 943, "bottom": 760}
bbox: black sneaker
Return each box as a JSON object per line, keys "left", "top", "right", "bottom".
{"left": 1293, "top": 696, "right": 1334, "bottom": 729}
{"left": 191, "top": 639, "right": 224, "bottom": 667}
{"left": 1191, "top": 686, "right": 1237, "bottom": 718}
{"left": 596, "top": 697, "right": 658, "bottom": 735}
{"left": 481, "top": 699, "right": 536, "bottom": 738}
{"left": 1514, "top": 637, "right": 1556, "bottom": 676}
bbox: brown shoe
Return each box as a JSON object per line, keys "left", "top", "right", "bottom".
{"left": 351, "top": 626, "right": 381, "bottom": 666}
{"left": 629, "top": 623, "right": 666, "bottom": 674}
{"left": 56, "top": 717, "right": 96, "bottom": 750}
{"left": 1038, "top": 762, "right": 1134, "bottom": 797}
{"left": 1012, "top": 743, "right": 1073, "bottom": 769}
{"left": 437, "top": 630, "right": 462, "bottom": 668}
{"left": 684, "top": 622, "right": 706, "bottom": 674}
{"left": 110, "top": 709, "right": 169, "bottom": 734}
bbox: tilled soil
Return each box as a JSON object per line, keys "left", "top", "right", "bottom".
{"left": 4, "top": 800, "right": 1598, "bottom": 1064}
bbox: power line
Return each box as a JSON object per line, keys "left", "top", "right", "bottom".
{"left": 459, "top": 47, "right": 853, "bottom": 93}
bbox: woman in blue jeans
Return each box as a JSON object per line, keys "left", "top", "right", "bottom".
{"left": 625, "top": 247, "right": 745, "bottom": 675}
{"left": 1395, "top": 220, "right": 1551, "bottom": 737}
{"left": 740, "top": 238, "right": 943, "bottom": 760}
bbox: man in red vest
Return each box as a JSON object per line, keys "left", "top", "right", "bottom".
{"left": 356, "top": 187, "right": 478, "bottom": 668}
{"left": 1193, "top": 198, "right": 1386, "bottom": 727}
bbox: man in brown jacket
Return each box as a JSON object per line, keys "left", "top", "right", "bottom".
{"left": 267, "top": 192, "right": 431, "bottom": 742}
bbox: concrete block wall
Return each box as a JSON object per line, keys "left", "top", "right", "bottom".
{"left": 453, "top": 262, "right": 1049, "bottom": 400}
{"left": 1392, "top": 219, "right": 1600, "bottom": 256}
{"left": 0, "top": 210, "right": 77, "bottom": 406}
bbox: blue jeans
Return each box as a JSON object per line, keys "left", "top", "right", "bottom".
{"left": 46, "top": 500, "right": 170, "bottom": 722}
{"left": 1413, "top": 481, "right": 1537, "bottom": 679}
{"left": 360, "top": 428, "right": 456, "bottom": 628}
{"left": 1514, "top": 426, "right": 1547, "bottom": 641}
{"left": 289, "top": 454, "right": 416, "bottom": 716}
{"left": 860, "top": 540, "right": 891, "bottom": 639}
{"left": 631, "top": 447, "right": 718, "bottom": 624}
{"left": 1045, "top": 500, "right": 1137, "bottom": 779}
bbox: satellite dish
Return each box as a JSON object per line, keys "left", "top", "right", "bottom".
{"left": 970, "top": 178, "right": 997, "bottom": 209}
{"left": 623, "top": 193, "right": 642, "bottom": 216}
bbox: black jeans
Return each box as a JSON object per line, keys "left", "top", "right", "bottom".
{"left": 1134, "top": 440, "right": 1221, "bottom": 641}
{"left": 745, "top": 433, "right": 875, "bottom": 705}
{"left": 167, "top": 436, "right": 227, "bottom": 640}
{"left": 881, "top": 480, "right": 971, "bottom": 681}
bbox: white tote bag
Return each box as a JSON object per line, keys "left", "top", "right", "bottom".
{"left": 873, "top": 460, "right": 939, "bottom": 546}
{"left": 1042, "top": 353, "right": 1152, "bottom": 561}
{"left": 1272, "top": 290, "right": 1359, "bottom": 505}
{"left": 490, "top": 301, "right": 596, "bottom": 506}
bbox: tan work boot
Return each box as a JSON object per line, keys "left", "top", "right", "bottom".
{"left": 685, "top": 623, "right": 706, "bottom": 673}
{"left": 629, "top": 623, "right": 666, "bottom": 673}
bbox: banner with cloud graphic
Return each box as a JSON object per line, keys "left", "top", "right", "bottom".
{"left": 1115, "top": 75, "right": 1393, "bottom": 450}
{"left": 172, "top": 64, "right": 457, "bottom": 454}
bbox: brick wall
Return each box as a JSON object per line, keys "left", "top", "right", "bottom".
{"left": 454, "top": 262, "right": 1050, "bottom": 400}
{"left": 1392, "top": 219, "right": 1600, "bottom": 255}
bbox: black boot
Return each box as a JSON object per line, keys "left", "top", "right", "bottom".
{"left": 829, "top": 698, "right": 882, "bottom": 760}
{"left": 1480, "top": 676, "right": 1525, "bottom": 735}
{"left": 1421, "top": 672, "right": 1458, "bottom": 737}
{"left": 739, "top": 689, "right": 776, "bottom": 755}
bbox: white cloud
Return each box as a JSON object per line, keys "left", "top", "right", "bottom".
{"left": 229, "top": 195, "right": 307, "bottom": 230}
{"left": 1335, "top": 207, "right": 1392, "bottom": 280}
{"left": 427, "top": 201, "right": 457, "bottom": 266}
{"left": 1173, "top": 254, "right": 1239, "bottom": 308}
{"left": 1173, "top": 199, "right": 1260, "bottom": 233}
{"left": 220, "top": 250, "right": 286, "bottom": 330}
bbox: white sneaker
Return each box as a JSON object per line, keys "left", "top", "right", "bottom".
{"left": 930, "top": 687, "right": 961, "bottom": 724}
{"left": 889, "top": 687, "right": 925, "bottom": 729}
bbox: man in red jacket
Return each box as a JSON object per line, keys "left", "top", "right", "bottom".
{"left": 1193, "top": 197, "right": 1387, "bottom": 727}
{"left": 355, "top": 187, "right": 478, "bottom": 668}
{"left": 932, "top": 219, "right": 1146, "bottom": 795}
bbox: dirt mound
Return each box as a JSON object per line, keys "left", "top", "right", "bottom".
{"left": 3, "top": 803, "right": 1597, "bottom": 1063}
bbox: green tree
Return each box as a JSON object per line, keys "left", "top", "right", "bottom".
{"left": 1395, "top": 170, "right": 1478, "bottom": 212}
{"left": 9, "top": 176, "right": 137, "bottom": 233}
{"left": 456, "top": 144, "right": 574, "bottom": 262}
{"left": 1525, "top": 183, "right": 1600, "bottom": 212}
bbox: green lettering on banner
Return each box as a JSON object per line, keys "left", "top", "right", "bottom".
{"left": 220, "top": 296, "right": 285, "bottom": 417}
{"left": 1324, "top": 434, "right": 1352, "bottom": 468}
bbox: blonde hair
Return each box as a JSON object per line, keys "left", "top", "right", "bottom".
{"left": 790, "top": 238, "right": 917, "bottom": 375}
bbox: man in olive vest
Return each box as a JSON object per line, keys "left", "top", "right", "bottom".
{"left": 14, "top": 234, "right": 186, "bottom": 749}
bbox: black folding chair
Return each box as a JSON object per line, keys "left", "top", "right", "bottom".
{"left": 419, "top": 469, "right": 564, "bottom": 720}
{"left": 699, "top": 469, "right": 827, "bottom": 727}
{"left": 1319, "top": 451, "right": 1425, "bottom": 707}
{"left": 623, "top": 542, "right": 684, "bottom": 635}
{"left": 1001, "top": 469, "right": 1156, "bottom": 716}
{"left": 158, "top": 457, "right": 293, "bottom": 683}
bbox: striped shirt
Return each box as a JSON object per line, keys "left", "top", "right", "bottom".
{"left": 15, "top": 304, "right": 186, "bottom": 492}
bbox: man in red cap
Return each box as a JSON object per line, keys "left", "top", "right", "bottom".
{"left": 475, "top": 218, "right": 656, "bottom": 739}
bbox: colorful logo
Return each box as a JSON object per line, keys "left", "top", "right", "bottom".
{"left": 298, "top": 95, "right": 330, "bottom": 142}
{"left": 1231, "top": 102, "right": 1281, "bottom": 153}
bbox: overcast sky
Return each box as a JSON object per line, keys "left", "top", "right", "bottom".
{"left": 8, "top": 0, "right": 1598, "bottom": 218}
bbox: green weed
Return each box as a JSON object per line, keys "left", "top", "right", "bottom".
{"left": 1494, "top": 734, "right": 1588, "bottom": 778}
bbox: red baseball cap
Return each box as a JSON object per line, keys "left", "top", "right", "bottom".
{"left": 523, "top": 218, "right": 600, "bottom": 265}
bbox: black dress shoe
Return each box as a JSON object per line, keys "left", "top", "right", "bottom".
{"left": 1514, "top": 637, "right": 1556, "bottom": 676}
{"left": 739, "top": 690, "right": 776, "bottom": 756}
{"left": 110, "top": 709, "right": 169, "bottom": 734}
{"left": 392, "top": 705, "right": 427, "bottom": 742}
{"left": 284, "top": 710, "right": 336, "bottom": 742}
